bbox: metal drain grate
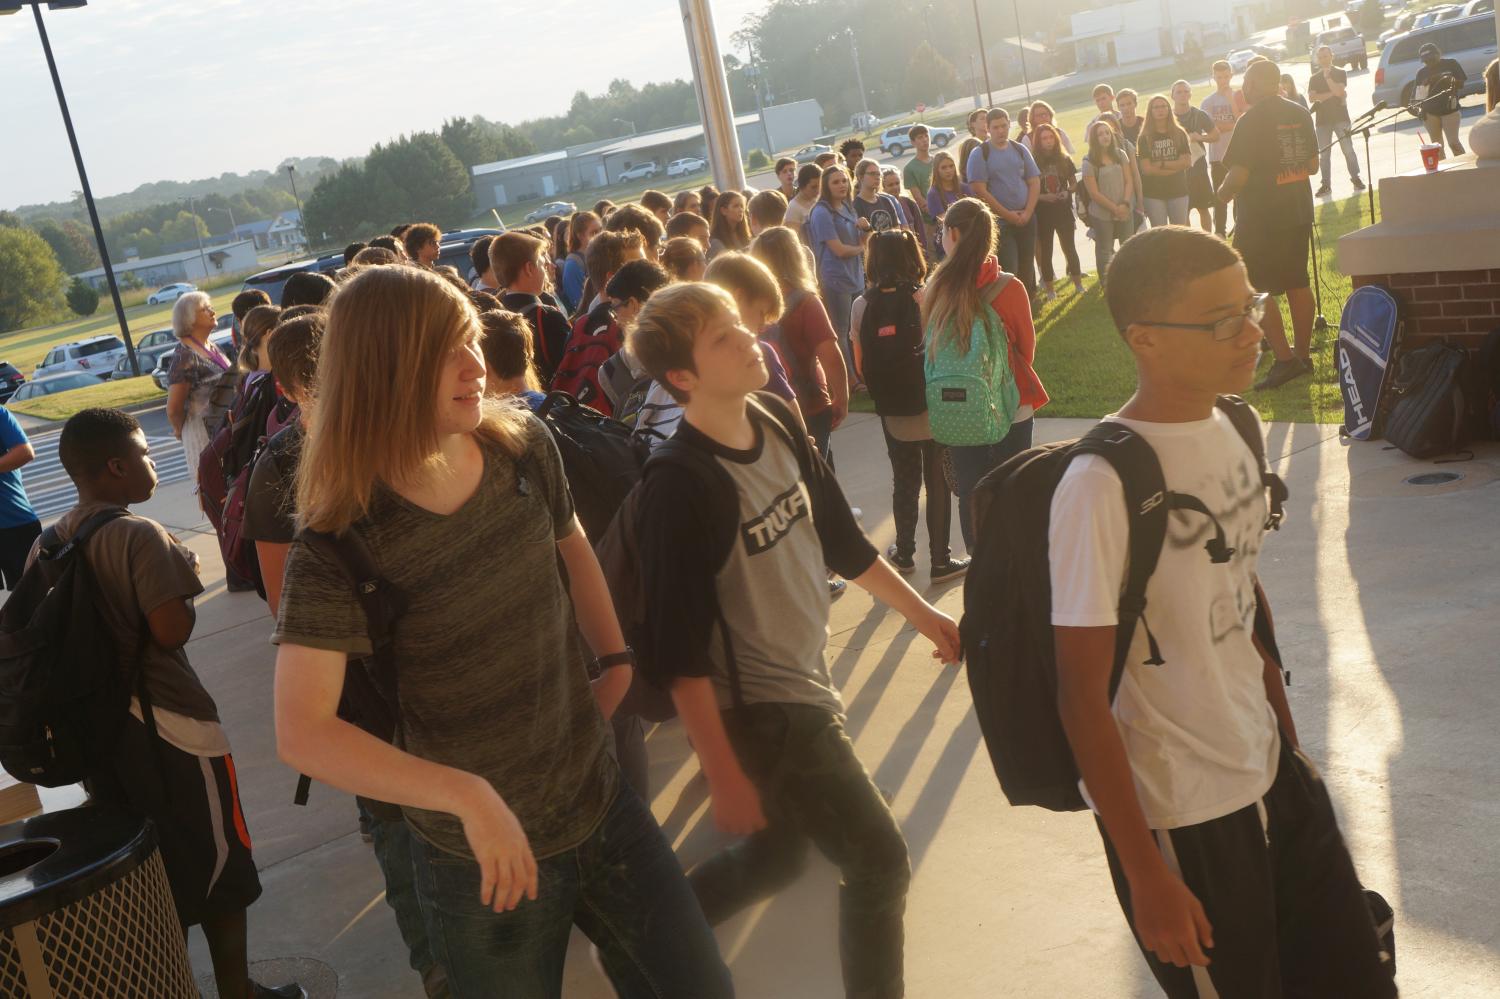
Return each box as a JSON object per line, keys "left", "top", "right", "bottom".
{"left": 1405, "top": 471, "right": 1463, "bottom": 486}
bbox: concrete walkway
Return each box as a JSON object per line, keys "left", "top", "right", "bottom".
{"left": 97, "top": 411, "right": 1500, "bottom": 997}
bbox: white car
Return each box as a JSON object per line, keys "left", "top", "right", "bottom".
{"left": 617, "top": 162, "right": 659, "bottom": 182}
{"left": 146, "top": 282, "right": 197, "bottom": 305}
{"left": 666, "top": 157, "right": 707, "bottom": 177}
{"left": 34, "top": 334, "right": 127, "bottom": 380}
{"left": 1227, "top": 48, "right": 1259, "bottom": 73}
{"left": 879, "top": 124, "right": 958, "bottom": 156}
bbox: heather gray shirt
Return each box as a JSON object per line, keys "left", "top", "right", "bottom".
{"left": 272, "top": 416, "right": 616, "bottom": 860}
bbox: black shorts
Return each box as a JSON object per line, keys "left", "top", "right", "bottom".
{"left": 1186, "top": 161, "right": 1215, "bottom": 211}
{"left": 1234, "top": 224, "right": 1311, "bottom": 296}
{"left": 1098, "top": 740, "right": 1396, "bottom": 999}
{"left": 86, "top": 716, "right": 262, "bottom": 927}
{"left": 0, "top": 519, "right": 40, "bottom": 589}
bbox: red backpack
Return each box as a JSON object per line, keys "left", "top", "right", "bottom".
{"left": 550, "top": 303, "right": 623, "bottom": 416}
{"left": 218, "top": 396, "right": 298, "bottom": 597}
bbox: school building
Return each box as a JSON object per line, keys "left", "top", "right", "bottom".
{"left": 469, "top": 100, "right": 825, "bottom": 212}
{"left": 72, "top": 239, "right": 259, "bottom": 291}
{"left": 1062, "top": 0, "right": 1272, "bottom": 68}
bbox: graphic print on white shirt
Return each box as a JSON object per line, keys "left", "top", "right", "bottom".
{"left": 1048, "top": 409, "right": 1280, "bottom": 829}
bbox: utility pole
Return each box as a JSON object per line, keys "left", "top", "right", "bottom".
{"left": 285, "top": 164, "right": 306, "bottom": 254}
{"left": 1012, "top": 0, "right": 1033, "bottom": 104}
{"left": 747, "top": 40, "right": 774, "bottom": 155}
{"left": 971, "top": 0, "right": 993, "bottom": 107}
{"left": 679, "top": 0, "right": 746, "bottom": 193}
{"left": 17, "top": 1, "right": 139, "bottom": 375}
{"left": 186, "top": 194, "right": 210, "bottom": 279}
{"left": 846, "top": 29, "right": 871, "bottom": 124}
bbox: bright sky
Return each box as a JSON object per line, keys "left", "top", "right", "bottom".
{"left": 0, "top": 0, "right": 763, "bottom": 210}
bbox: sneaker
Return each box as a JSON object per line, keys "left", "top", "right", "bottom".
{"left": 1256, "top": 358, "right": 1309, "bottom": 391}
{"left": 253, "top": 984, "right": 308, "bottom": 999}
{"left": 1298, "top": 356, "right": 1315, "bottom": 374}
{"left": 828, "top": 577, "right": 847, "bottom": 598}
{"left": 886, "top": 545, "right": 916, "bottom": 575}
{"left": 929, "top": 556, "right": 971, "bottom": 584}
{"left": 1072, "top": 277, "right": 1086, "bottom": 294}
{"left": 1315, "top": 184, "right": 1332, "bottom": 197}
{"left": 1351, "top": 177, "right": 1366, "bottom": 191}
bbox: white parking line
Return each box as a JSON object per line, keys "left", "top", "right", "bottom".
{"left": 21, "top": 428, "right": 189, "bottom": 520}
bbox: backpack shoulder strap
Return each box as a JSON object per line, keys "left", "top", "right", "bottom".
{"left": 1071, "top": 423, "right": 1170, "bottom": 693}
{"left": 42, "top": 507, "right": 129, "bottom": 561}
{"left": 1215, "top": 395, "right": 1287, "bottom": 530}
{"left": 295, "top": 528, "right": 407, "bottom": 654}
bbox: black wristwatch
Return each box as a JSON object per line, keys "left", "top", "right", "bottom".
{"left": 590, "top": 647, "right": 636, "bottom": 679}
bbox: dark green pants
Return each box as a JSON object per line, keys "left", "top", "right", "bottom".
{"left": 689, "top": 702, "right": 910, "bottom": 999}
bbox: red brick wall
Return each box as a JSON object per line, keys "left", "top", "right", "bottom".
{"left": 1351, "top": 269, "right": 1500, "bottom": 348}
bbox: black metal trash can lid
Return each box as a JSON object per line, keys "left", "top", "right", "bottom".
{"left": 0, "top": 805, "right": 156, "bottom": 928}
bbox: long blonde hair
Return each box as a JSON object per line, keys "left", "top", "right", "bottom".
{"left": 749, "top": 225, "right": 818, "bottom": 308}
{"left": 921, "top": 197, "right": 998, "bottom": 358}
{"left": 295, "top": 266, "right": 531, "bottom": 533}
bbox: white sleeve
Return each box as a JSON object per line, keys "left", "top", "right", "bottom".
{"left": 1049, "top": 456, "right": 1130, "bottom": 627}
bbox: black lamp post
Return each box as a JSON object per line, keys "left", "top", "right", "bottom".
{"left": 2, "top": 0, "right": 140, "bottom": 375}
{"left": 284, "top": 164, "right": 305, "bottom": 255}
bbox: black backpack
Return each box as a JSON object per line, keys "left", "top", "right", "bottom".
{"left": 960, "top": 396, "right": 1287, "bottom": 812}
{"left": 858, "top": 285, "right": 927, "bottom": 417}
{"left": 535, "top": 390, "right": 653, "bottom": 540}
{"left": 1383, "top": 342, "right": 1473, "bottom": 460}
{"left": 595, "top": 394, "right": 809, "bottom": 721}
{"left": 1470, "top": 328, "right": 1500, "bottom": 440}
{"left": 0, "top": 510, "right": 158, "bottom": 787}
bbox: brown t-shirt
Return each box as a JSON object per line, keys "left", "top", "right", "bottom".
{"left": 271, "top": 416, "right": 617, "bottom": 860}
{"left": 50, "top": 502, "right": 219, "bottom": 722}
{"left": 772, "top": 292, "right": 836, "bottom": 416}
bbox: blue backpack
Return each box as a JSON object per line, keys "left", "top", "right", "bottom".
{"left": 924, "top": 277, "right": 1020, "bottom": 446}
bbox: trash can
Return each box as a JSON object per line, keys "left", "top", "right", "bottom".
{"left": 0, "top": 807, "right": 196, "bottom": 998}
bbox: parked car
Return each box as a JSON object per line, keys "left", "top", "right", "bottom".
{"left": 878, "top": 124, "right": 957, "bottom": 157}
{"left": 1373, "top": 12, "right": 1498, "bottom": 109}
{"left": 146, "top": 282, "right": 197, "bottom": 306}
{"left": 667, "top": 157, "right": 708, "bottom": 177}
{"left": 1459, "top": 0, "right": 1494, "bottom": 15}
{"left": 849, "top": 111, "right": 878, "bottom": 131}
{"left": 103, "top": 328, "right": 177, "bottom": 381}
{"left": 1313, "top": 26, "right": 1370, "bottom": 68}
{"left": 149, "top": 328, "right": 239, "bottom": 391}
{"left": 435, "top": 230, "right": 505, "bottom": 285}
{"left": 9, "top": 372, "right": 101, "bottom": 403}
{"left": 617, "top": 162, "right": 659, "bottom": 182}
{"left": 1227, "top": 48, "right": 1259, "bottom": 73}
{"left": 524, "top": 201, "right": 576, "bottom": 224}
{"left": 792, "top": 143, "right": 833, "bottom": 163}
{"left": 0, "top": 363, "right": 25, "bottom": 404}
{"left": 240, "top": 251, "right": 346, "bottom": 306}
{"left": 34, "top": 334, "right": 127, "bottom": 380}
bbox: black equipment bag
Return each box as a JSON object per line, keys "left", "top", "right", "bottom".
{"left": 536, "top": 390, "right": 653, "bottom": 540}
{"left": 1383, "top": 342, "right": 1473, "bottom": 459}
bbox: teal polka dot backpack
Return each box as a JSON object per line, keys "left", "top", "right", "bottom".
{"left": 924, "top": 277, "right": 1020, "bottom": 447}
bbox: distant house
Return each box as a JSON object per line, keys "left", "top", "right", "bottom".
{"left": 469, "top": 101, "right": 825, "bottom": 213}
{"left": 174, "top": 209, "right": 307, "bottom": 254}
{"left": 74, "top": 239, "right": 259, "bottom": 291}
{"left": 1061, "top": 0, "right": 1267, "bottom": 69}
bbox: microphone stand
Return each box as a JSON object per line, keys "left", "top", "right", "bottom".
{"left": 1341, "top": 88, "right": 1458, "bottom": 226}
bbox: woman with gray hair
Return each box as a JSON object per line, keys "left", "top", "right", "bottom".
{"left": 166, "top": 291, "right": 235, "bottom": 487}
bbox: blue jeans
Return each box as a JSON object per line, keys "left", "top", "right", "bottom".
{"left": 360, "top": 799, "right": 441, "bottom": 985}
{"left": 821, "top": 287, "right": 856, "bottom": 380}
{"left": 997, "top": 215, "right": 1037, "bottom": 297}
{"left": 806, "top": 406, "right": 834, "bottom": 470}
{"left": 411, "top": 785, "right": 732, "bottom": 999}
{"left": 949, "top": 418, "right": 1034, "bottom": 549}
{"left": 1144, "top": 195, "right": 1189, "bottom": 227}
{"left": 1090, "top": 215, "right": 1137, "bottom": 282}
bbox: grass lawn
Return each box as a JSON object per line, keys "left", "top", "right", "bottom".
{"left": 8, "top": 375, "right": 164, "bottom": 423}
{"left": 854, "top": 193, "right": 1373, "bottom": 424}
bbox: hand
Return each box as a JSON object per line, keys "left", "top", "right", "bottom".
{"left": 914, "top": 605, "right": 962, "bottom": 665}
{"left": 1016, "top": 209, "right": 1033, "bottom": 226}
{"left": 1130, "top": 868, "right": 1214, "bottom": 969}
{"left": 1114, "top": 205, "right": 1129, "bottom": 221}
{"left": 457, "top": 781, "right": 539, "bottom": 912}
{"left": 856, "top": 217, "right": 872, "bottom": 232}
{"left": 708, "top": 766, "right": 767, "bottom": 836}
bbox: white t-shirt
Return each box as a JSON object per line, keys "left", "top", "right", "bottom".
{"left": 1201, "top": 91, "right": 1239, "bottom": 164}
{"left": 1048, "top": 409, "right": 1280, "bottom": 830}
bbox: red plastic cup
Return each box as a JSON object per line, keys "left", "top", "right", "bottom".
{"left": 1419, "top": 143, "right": 1442, "bottom": 173}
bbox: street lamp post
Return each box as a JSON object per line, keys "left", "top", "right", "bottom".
{"left": 746, "top": 40, "right": 774, "bottom": 156}
{"left": 204, "top": 204, "right": 238, "bottom": 248}
{"left": 285, "top": 164, "right": 305, "bottom": 254}
{"left": 1012, "top": 0, "right": 1033, "bottom": 105}
{"left": 612, "top": 118, "right": 637, "bottom": 136}
{"left": 970, "top": 0, "right": 994, "bottom": 107}
{"left": 186, "top": 194, "right": 210, "bottom": 279}
{"left": 3, "top": 0, "right": 140, "bottom": 375}
{"left": 845, "top": 29, "right": 871, "bottom": 125}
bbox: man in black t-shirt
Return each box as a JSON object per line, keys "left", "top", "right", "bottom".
{"left": 1414, "top": 43, "right": 1468, "bottom": 158}
{"left": 1216, "top": 61, "right": 1320, "bottom": 391}
{"left": 1308, "top": 46, "right": 1365, "bottom": 195}
{"left": 1172, "top": 80, "right": 1220, "bottom": 232}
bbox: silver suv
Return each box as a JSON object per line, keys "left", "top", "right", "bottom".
{"left": 1313, "top": 27, "right": 1369, "bottom": 69}
{"left": 34, "top": 334, "right": 127, "bottom": 380}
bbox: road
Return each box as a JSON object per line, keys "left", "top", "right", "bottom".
{"left": 19, "top": 405, "right": 190, "bottom": 522}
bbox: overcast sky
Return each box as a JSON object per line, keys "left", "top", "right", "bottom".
{"left": 0, "top": 0, "right": 763, "bottom": 210}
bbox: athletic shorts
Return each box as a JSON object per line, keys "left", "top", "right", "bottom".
{"left": 1234, "top": 224, "right": 1312, "bottom": 296}
{"left": 1098, "top": 739, "right": 1396, "bottom": 999}
{"left": 1186, "top": 161, "right": 1215, "bottom": 211}
{"left": 86, "top": 716, "right": 262, "bottom": 927}
{"left": 0, "top": 519, "right": 40, "bottom": 590}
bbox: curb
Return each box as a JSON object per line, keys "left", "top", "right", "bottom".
{"left": 11, "top": 398, "right": 167, "bottom": 435}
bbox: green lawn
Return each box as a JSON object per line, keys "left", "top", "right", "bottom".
{"left": 854, "top": 193, "right": 1372, "bottom": 424}
{"left": 8, "top": 375, "right": 165, "bottom": 422}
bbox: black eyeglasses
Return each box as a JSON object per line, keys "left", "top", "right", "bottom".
{"left": 1136, "top": 293, "right": 1268, "bottom": 342}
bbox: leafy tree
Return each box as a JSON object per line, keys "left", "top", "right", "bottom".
{"left": 364, "top": 133, "right": 472, "bottom": 228}
{"left": 158, "top": 211, "right": 209, "bottom": 246}
{"left": 0, "top": 227, "right": 68, "bottom": 333}
{"left": 34, "top": 218, "right": 99, "bottom": 273}
{"left": 902, "top": 41, "right": 961, "bottom": 109}
{"left": 440, "top": 116, "right": 535, "bottom": 168}
{"left": 65, "top": 277, "right": 99, "bottom": 317}
{"left": 0, "top": 211, "right": 22, "bottom": 230}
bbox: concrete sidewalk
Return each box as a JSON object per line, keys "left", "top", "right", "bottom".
{"left": 104, "top": 411, "right": 1500, "bottom": 997}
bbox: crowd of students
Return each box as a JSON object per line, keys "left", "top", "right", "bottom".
{"left": 11, "top": 51, "right": 1408, "bottom": 999}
